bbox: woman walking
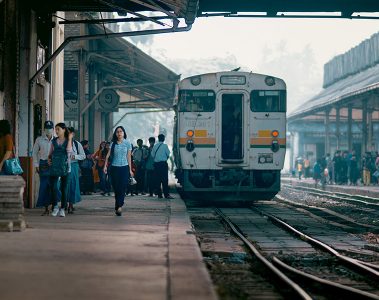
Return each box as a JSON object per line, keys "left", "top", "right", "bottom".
{"left": 94, "top": 141, "right": 107, "bottom": 195}
{"left": 48, "top": 123, "right": 73, "bottom": 217}
{"left": 104, "top": 126, "right": 133, "bottom": 216}
{"left": 67, "top": 127, "right": 85, "bottom": 213}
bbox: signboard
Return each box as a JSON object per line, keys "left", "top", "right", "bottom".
{"left": 96, "top": 89, "right": 120, "bottom": 112}
{"left": 64, "top": 99, "right": 79, "bottom": 121}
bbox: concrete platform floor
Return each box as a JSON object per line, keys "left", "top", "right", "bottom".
{"left": 0, "top": 194, "right": 217, "bottom": 300}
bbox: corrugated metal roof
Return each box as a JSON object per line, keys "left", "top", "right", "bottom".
{"left": 288, "top": 63, "right": 379, "bottom": 120}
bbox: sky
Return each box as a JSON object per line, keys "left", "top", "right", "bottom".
{"left": 120, "top": 16, "right": 379, "bottom": 113}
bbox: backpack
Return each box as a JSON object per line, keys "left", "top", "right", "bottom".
{"left": 50, "top": 138, "right": 69, "bottom": 177}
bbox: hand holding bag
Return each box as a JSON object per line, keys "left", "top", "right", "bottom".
{"left": 4, "top": 147, "right": 23, "bottom": 175}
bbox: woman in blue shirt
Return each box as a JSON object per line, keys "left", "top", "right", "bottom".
{"left": 104, "top": 126, "right": 134, "bottom": 216}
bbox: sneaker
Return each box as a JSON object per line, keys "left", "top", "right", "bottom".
{"left": 59, "top": 208, "right": 65, "bottom": 217}
{"left": 115, "top": 207, "right": 122, "bottom": 216}
{"left": 52, "top": 206, "right": 60, "bottom": 217}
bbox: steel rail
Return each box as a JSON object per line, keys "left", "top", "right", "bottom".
{"left": 275, "top": 194, "right": 378, "bottom": 231}
{"left": 214, "top": 208, "right": 313, "bottom": 300}
{"left": 282, "top": 184, "right": 379, "bottom": 207}
{"left": 255, "top": 208, "right": 379, "bottom": 280}
{"left": 272, "top": 257, "right": 379, "bottom": 300}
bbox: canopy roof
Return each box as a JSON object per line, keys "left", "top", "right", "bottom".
{"left": 289, "top": 63, "right": 379, "bottom": 121}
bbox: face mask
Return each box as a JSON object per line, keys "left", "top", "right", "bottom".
{"left": 45, "top": 129, "right": 54, "bottom": 135}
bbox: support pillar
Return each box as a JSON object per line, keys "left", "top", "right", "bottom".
{"left": 78, "top": 49, "right": 87, "bottom": 140}
{"left": 325, "top": 109, "right": 330, "bottom": 155}
{"left": 347, "top": 105, "right": 352, "bottom": 151}
{"left": 335, "top": 106, "right": 340, "bottom": 150}
{"left": 368, "top": 109, "right": 373, "bottom": 152}
{"left": 362, "top": 100, "right": 368, "bottom": 155}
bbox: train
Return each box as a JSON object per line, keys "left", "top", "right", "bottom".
{"left": 173, "top": 71, "right": 286, "bottom": 201}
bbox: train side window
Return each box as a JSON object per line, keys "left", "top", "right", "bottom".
{"left": 250, "top": 90, "right": 286, "bottom": 112}
{"left": 178, "top": 90, "right": 215, "bottom": 112}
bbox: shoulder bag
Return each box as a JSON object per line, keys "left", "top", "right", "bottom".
{"left": 4, "top": 147, "right": 23, "bottom": 175}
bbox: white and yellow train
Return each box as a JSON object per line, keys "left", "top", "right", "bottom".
{"left": 173, "top": 71, "right": 286, "bottom": 200}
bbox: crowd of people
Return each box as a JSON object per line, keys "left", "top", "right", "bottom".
{"left": 0, "top": 119, "right": 173, "bottom": 218}
{"left": 294, "top": 150, "right": 379, "bottom": 187}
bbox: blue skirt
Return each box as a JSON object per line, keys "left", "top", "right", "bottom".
{"left": 36, "top": 160, "right": 52, "bottom": 207}
{"left": 68, "top": 162, "right": 81, "bottom": 204}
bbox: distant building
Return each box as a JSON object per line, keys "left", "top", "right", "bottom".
{"left": 288, "top": 32, "right": 379, "bottom": 168}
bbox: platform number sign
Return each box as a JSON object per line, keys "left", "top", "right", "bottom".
{"left": 96, "top": 89, "right": 120, "bottom": 112}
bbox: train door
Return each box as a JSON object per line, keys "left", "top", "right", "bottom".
{"left": 218, "top": 92, "right": 246, "bottom": 163}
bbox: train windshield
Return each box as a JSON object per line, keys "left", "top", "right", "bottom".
{"left": 178, "top": 90, "right": 216, "bottom": 112}
{"left": 250, "top": 90, "right": 286, "bottom": 112}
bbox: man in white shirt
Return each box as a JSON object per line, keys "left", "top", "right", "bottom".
{"left": 151, "top": 134, "right": 173, "bottom": 199}
{"left": 32, "top": 120, "right": 54, "bottom": 215}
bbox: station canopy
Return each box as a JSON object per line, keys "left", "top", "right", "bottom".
{"left": 88, "top": 24, "right": 179, "bottom": 109}
{"left": 28, "top": 0, "right": 379, "bottom": 23}
{"left": 288, "top": 65, "right": 379, "bottom": 121}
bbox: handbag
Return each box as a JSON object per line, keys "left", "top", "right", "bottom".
{"left": 4, "top": 147, "right": 23, "bottom": 175}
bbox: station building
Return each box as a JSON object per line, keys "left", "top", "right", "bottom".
{"left": 288, "top": 32, "right": 379, "bottom": 169}
{"left": 0, "top": 1, "right": 196, "bottom": 207}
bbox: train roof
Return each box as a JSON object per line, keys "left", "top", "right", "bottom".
{"left": 181, "top": 71, "right": 285, "bottom": 83}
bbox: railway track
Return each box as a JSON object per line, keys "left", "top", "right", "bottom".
{"left": 279, "top": 185, "right": 379, "bottom": 239}
{"left": 217, "top": 206, "right": 379, "bottom": 299}
{"left": 188, "top": 200, "right": 379, "bottom": 299}
{"left": 282, "top": 183, "right": 379, "bottom": 207}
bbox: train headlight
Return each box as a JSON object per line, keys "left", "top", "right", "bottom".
{"left": 186, "top": 140, "right": 195, "bottom": 152}
{"left": 259, "top": 156, "right": 266, "bottom": 164}
{"left": 187, "top": 130, "right": 194, "bottom": 137}
{"left": 271, "top": 130, "right": 279, "bottom": 137}
{"left": 190, "top": 76, "right": 201, "bottom": 86}
{"left": 265, "top": 76, "right": 275, "bottom": 86}
{"left": 271, "top": 140, "right": 280, "bottom": 152}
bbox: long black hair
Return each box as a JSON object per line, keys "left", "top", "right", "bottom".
{"left": 55, "top": 122, "right": 69, "bottom": 139}
{"left": 0, "top": 120, "right": 11, "bottom": 137}
{"left": 112, "top": 126, "right": 127, "bottom": 142}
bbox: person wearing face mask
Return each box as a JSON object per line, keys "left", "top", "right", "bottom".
{"left": 32, "top": 121, "right": 55, "bottom": 215}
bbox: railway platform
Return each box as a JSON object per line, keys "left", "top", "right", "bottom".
{"left": 0, "top": 194, "right": 217, "bottom": 300}
{"left": 282, "top": 176, "right": 379, "bottom": 199}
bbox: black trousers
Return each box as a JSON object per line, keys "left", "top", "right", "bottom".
{"left": 135, "top": 165, "right": 145, "bottom": 193}
{"left": 50, "top": 174, "right": 70, "bottom": 209}
{"left": 110, "top": 165, "right": 130, "bottom": 209}
{"left": 146, "top": 170, "right": 155, "bottom": 195}
{"left": 154, "top": 161, "right": 169, "bottom": 197}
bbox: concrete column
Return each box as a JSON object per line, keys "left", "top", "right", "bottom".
{"left": 347, "top": 105, "right": 352, "bottom": 151}
{"left": 335, "top": 106, "right": 340, "bottom": 150}
{"left": 362, "top": 100, "right": 368, "bottom": 155}
{"left": 368, "top": 109, "right": 373, "bottom": 152}
{"left": 325, "top": 109, "right": 330, "bottom": 155}
{"left": 78, "top": 49, "right": 87, "bottom": 140}
{"left": 18, "top": 7, "right": 32, "bottom": 156}
{"left": 51, "top": 12, "right": 65, "bottom": 124}
{"left": 3, "top": 0, "right": 18, "bottom": 128}
{"left": 293, "top": 131, "right": 300, "bottom": 168}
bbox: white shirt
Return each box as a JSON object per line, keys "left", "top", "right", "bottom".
{"left": 32, "top": 135, "right": 53, "bottom": 167}
{"left": 151, "top": 142, "right": 170, "bottom": 163}
{"left": 71, "top": 140, "right": 86, "bottom": 162}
